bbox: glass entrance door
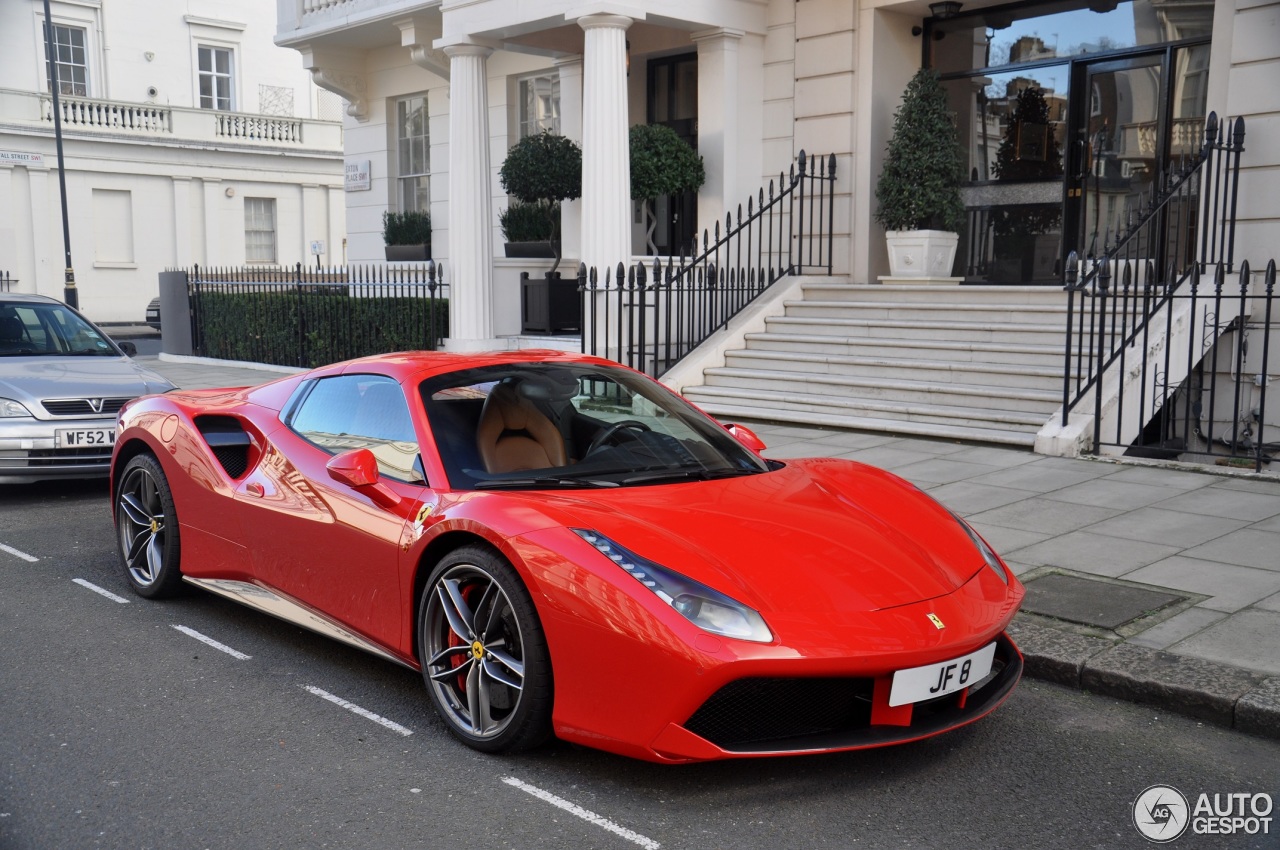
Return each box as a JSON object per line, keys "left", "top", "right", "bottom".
{"left": 646, "top": 54, "right": 698, "bottom": 256}
{"left": 1066, "top": 55, "right": 1164, "bottom": 263}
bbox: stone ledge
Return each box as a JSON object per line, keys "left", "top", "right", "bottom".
{"left": 1010, "top": 615, "right": 1280, "bottom": 740}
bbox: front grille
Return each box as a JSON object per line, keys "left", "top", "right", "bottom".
{"left": 14, "top": 447, "right": 112, "bottom": 468}
{"left": 682, "top": 635, "right": 1023, "bottom": 753}
{"left": 684, "top": 678, "right": 874, "bottom": 748}
{"left": 41, "top": 397, "right": 130, "bottom": 417}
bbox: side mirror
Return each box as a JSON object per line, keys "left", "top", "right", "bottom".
{"left": 118, "top": 341, "right": 138, "bottom": 357}
{"left": 327, "top": 448, "right": 401, "bottom": 508}
{"left": 725, "top": 423, "right": 766, "bottom": 453}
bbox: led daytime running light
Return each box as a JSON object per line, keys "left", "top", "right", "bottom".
{"left": 573, "top": 529, "right": 773, "bottom": 643}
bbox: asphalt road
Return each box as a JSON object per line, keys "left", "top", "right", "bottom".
{"left": 2, "top": 479, "right": 1277, "bottom": 850}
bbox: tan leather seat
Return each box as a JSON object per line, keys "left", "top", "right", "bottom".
{"left": 476, "top": 381, "right": 567, "bottom": 473}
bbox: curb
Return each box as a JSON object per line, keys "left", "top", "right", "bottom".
{"left": 1008, "top": 617, "right": 1280, "bottom": 740}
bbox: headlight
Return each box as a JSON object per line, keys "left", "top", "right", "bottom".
{"left": 0, "top": 398, "right": 33, "bottom": 418}
{"left": 950, "top": 512, "right": 1008, "bottom": 584}
{"left": 572, "top": 529, "right": 773, "bottom": 643}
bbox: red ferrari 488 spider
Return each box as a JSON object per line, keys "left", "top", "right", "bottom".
{"left": 110, "top": 350, "right": 1023, "bottom": 763}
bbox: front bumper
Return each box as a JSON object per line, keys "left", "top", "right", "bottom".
{"left": 0, "top": 417, "right": 117, "bottom": 479}
{"left": 650, "top": 632, "right": 1023, "bottom": 760}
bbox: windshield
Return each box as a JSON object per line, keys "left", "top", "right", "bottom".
{"left": 420, "top": 363, "right": 771, "bottom": 490}
{"left": 0, "top": 301, "right": 118, "bottom": 357}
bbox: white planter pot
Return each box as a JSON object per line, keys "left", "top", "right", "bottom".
{"left": 885, "top": 230, "right": 960, "bottom": 279}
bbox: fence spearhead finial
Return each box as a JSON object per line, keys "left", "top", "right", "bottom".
{"left": 1065, "top": 250, "right": 1078, "bottom": 290}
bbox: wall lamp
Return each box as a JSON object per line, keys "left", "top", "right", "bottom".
{"left": 914, "top": 2, "right": 962, "bottom": 37}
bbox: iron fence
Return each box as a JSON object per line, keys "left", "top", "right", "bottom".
{"left": 581, "top": 150, "right": 838, "bottom": 378}
{"left": 1062, "top": 114, "right": 1247, "bottom": 440}
{"left": 0, "top": 271, "right": 13, "bottom": 292}
{"left": 1082, "top": 260, "right": 1276, "bottom": 472}
{"left": 187, "top": 262, "right": 448, "bottom": 369}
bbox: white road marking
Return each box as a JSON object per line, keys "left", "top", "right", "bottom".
{"left": 72, "top": 578, "right": 130, "bottom": 604}
{"left": 0, "top": 543, "right": 38, "bottom": 563}
{"left": 501, "top": 776, "right": 661, "bottom": 850}
{"left": 302, "top": 685, "right": 413, "bottom": 737}
{"left": 171, "top": 625, "right": 252, "bottom": 660}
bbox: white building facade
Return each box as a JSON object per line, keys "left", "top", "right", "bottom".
{"left": 275, "top": 0, "right": 1278, "bottom": 351}
{"left": 0, "top": 0, "right": 347, "bottom": 323}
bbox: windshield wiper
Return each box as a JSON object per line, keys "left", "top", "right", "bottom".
{"left": 474, "top": 475, "right": 620, "bottom": 490}
{"left": 618, "top": 466, "right": 762, "bottom": 486}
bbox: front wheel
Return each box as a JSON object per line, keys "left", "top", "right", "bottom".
{"left": 115, "top": 453, "right": 184, "bottom": 599}
{"left": 419, "top": 546, "right": 552, "bottom": 753}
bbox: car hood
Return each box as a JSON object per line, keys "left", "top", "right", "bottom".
{"left": 0, "top": 356, "right": 174, "bottom": 410}
{"left": 513, "top": 458, "right": 984, "bottom": 615}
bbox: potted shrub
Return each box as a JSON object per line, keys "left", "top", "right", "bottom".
{"left": 630, "top": 123, "right": 705, "bottom": 255}
{"left": 874, "top": 68, "right": 965, "bottom": 281}
{"left": 498, "top": 131, "right": 582, "bottom": 273}
{"left": 499, "top": 199, "right": 558, "bottom": 259}
{"left": 382, "top": 210, "right": 431, "bottom": 262}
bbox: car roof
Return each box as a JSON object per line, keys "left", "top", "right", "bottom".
{"left": 0, "top": 294, "right": 61, "bottom": 306}
{"left": 332, "top": 349, "right": 624, "bottom": 382}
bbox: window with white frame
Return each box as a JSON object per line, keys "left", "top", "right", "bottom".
{"left": 396, "top": 94, "right": 430, "bottom": 212}
{"left": 517, "top": 72, "right": 560, "bottom": 138}
{"left": 43, "top": 23, "right": 89, "bottom": 96}
{"left": 244, "top": 198, "right": 277, "bottom": 264}
{"left": 198, "top": 46, "right": 234, "bottom": 110}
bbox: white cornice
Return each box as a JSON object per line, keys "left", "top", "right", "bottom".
{"left": 182, "top": 15, "right": 247, "bottom": 32}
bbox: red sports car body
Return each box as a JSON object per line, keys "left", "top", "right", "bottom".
{"left": 110, "top": 350, "right": 1024, "bottom": 763}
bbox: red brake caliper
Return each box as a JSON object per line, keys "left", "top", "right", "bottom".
{"left": 448, "top": 582, "right": 479, "bottom": 693}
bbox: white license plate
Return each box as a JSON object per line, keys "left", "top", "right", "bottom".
{"left": 889, "top": 642, "right": 997, "bottom": 707}
{"left": 55, "top": 427, "right": 116, "bottom": 449}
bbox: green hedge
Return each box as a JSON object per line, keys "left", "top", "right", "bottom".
{"left": 194, "top": 289, "right": 449, "bottom": 368}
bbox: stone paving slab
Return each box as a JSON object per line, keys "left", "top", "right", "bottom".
{"left": 1084, "top": 506, "right": 1249, "bottom": 548}
{"left": 1003, "top": 529, "right": 1181, "bottom": 577}
{"left": 1169, "top": 609, "right": 1280, "bottom": 677}
{"left": 1126, "top": 557, "right": 1280, "bottom": 613}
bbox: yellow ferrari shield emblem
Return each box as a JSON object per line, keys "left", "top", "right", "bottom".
{"left": 927, "top": 613, "right": 945, "bottom": 630}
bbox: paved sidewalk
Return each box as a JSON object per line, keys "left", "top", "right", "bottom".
{"left": 141, "top": 352, "right": 1280, "bottom": 739}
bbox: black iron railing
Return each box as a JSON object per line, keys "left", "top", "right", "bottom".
{"left": 1061, "top": 113, "right": 1246, "bottom": 431}
{"left": 1081, "top": 260, "right": 1275, "bottom": 472}
{"left": 186, "top": 262, "right": 448, "bottom": 369}
{"left": 581, "top": 151, "right": 838, "bottom": 378}
{"left": 0, "top": 271, "right": 14, "bottom": 292}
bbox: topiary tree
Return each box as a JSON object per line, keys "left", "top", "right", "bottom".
{"left": 499, "top": 131, "right": 582, "bottom": 273}
{"left": 874, "top": 68, "right": 964, "bottom": 233}
{"left": 629, "top": 123, "right": 706, "bottom": 254}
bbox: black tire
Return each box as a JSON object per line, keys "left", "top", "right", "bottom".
{"left": 418, "top": 546, "right": 552, "bottom": 753}
{"left": 114, "top": 453, "right": 184, "bottom": 599}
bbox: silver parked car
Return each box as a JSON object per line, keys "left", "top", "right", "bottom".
{"left": 0, "top": 294, "right": 175, "bottom": 482}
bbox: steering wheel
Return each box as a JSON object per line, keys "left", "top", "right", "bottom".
{"left": 585, "top": 419, "right": 652, "bottom": 457}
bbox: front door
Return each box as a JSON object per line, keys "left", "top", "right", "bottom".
{"left": 646, "top": 54, "right": 698, "bottom": 256}
{"left": 1065, "top": 55, "right": 1165, "bottom": 264}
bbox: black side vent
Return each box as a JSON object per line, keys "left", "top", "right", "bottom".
{"left": 195, "top": 415, "right": 252, "bottom": 479}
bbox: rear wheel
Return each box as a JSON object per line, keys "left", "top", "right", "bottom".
{"left": 115, "top": 453, "right": 184, "bottom": 599}
{"left": 419, "top": 546, "right": 552, "bottom": 753}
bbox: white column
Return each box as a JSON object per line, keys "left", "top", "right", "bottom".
{"left": 578, "top": 14, "right": 632, "bottom": 277}
{"left": 200, "top": 178, "right": 222, "bottom": 266}
{"left": 443, "top": 43, "right": 496, "bottom": 349}
{"left": 556, "top": 55, "right": 584, "bottom": 265}
{"left": 693, "top": 28, "right": 743, "bottom": 234}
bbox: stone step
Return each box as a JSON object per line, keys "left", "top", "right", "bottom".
{"left": 742, "top": 331, "right": 1066, "bottom": 367}
{"left": 763, "top": 315, "right": 1071, "bottom": 343}
{"left": 800, "top": 282, "right": 1068, "bottom": 305}
{"left": 703, "top": 364, "right": 1061, "bottom": 413}
{"left": 682, "top": 385, "right": 1045, "bottom": 441}
{"left": 785, "top": 299, "right": 1071, "bottom": 325}
{"left": 721, "top": 348, "right": 1070, "bottom": 391}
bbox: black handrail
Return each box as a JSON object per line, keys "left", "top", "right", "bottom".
{"left": 580, "top": 151, "right": 837, "bottom": 378}
{"left": 1061, "top": 113, "right": 1246, "bottom": 427}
